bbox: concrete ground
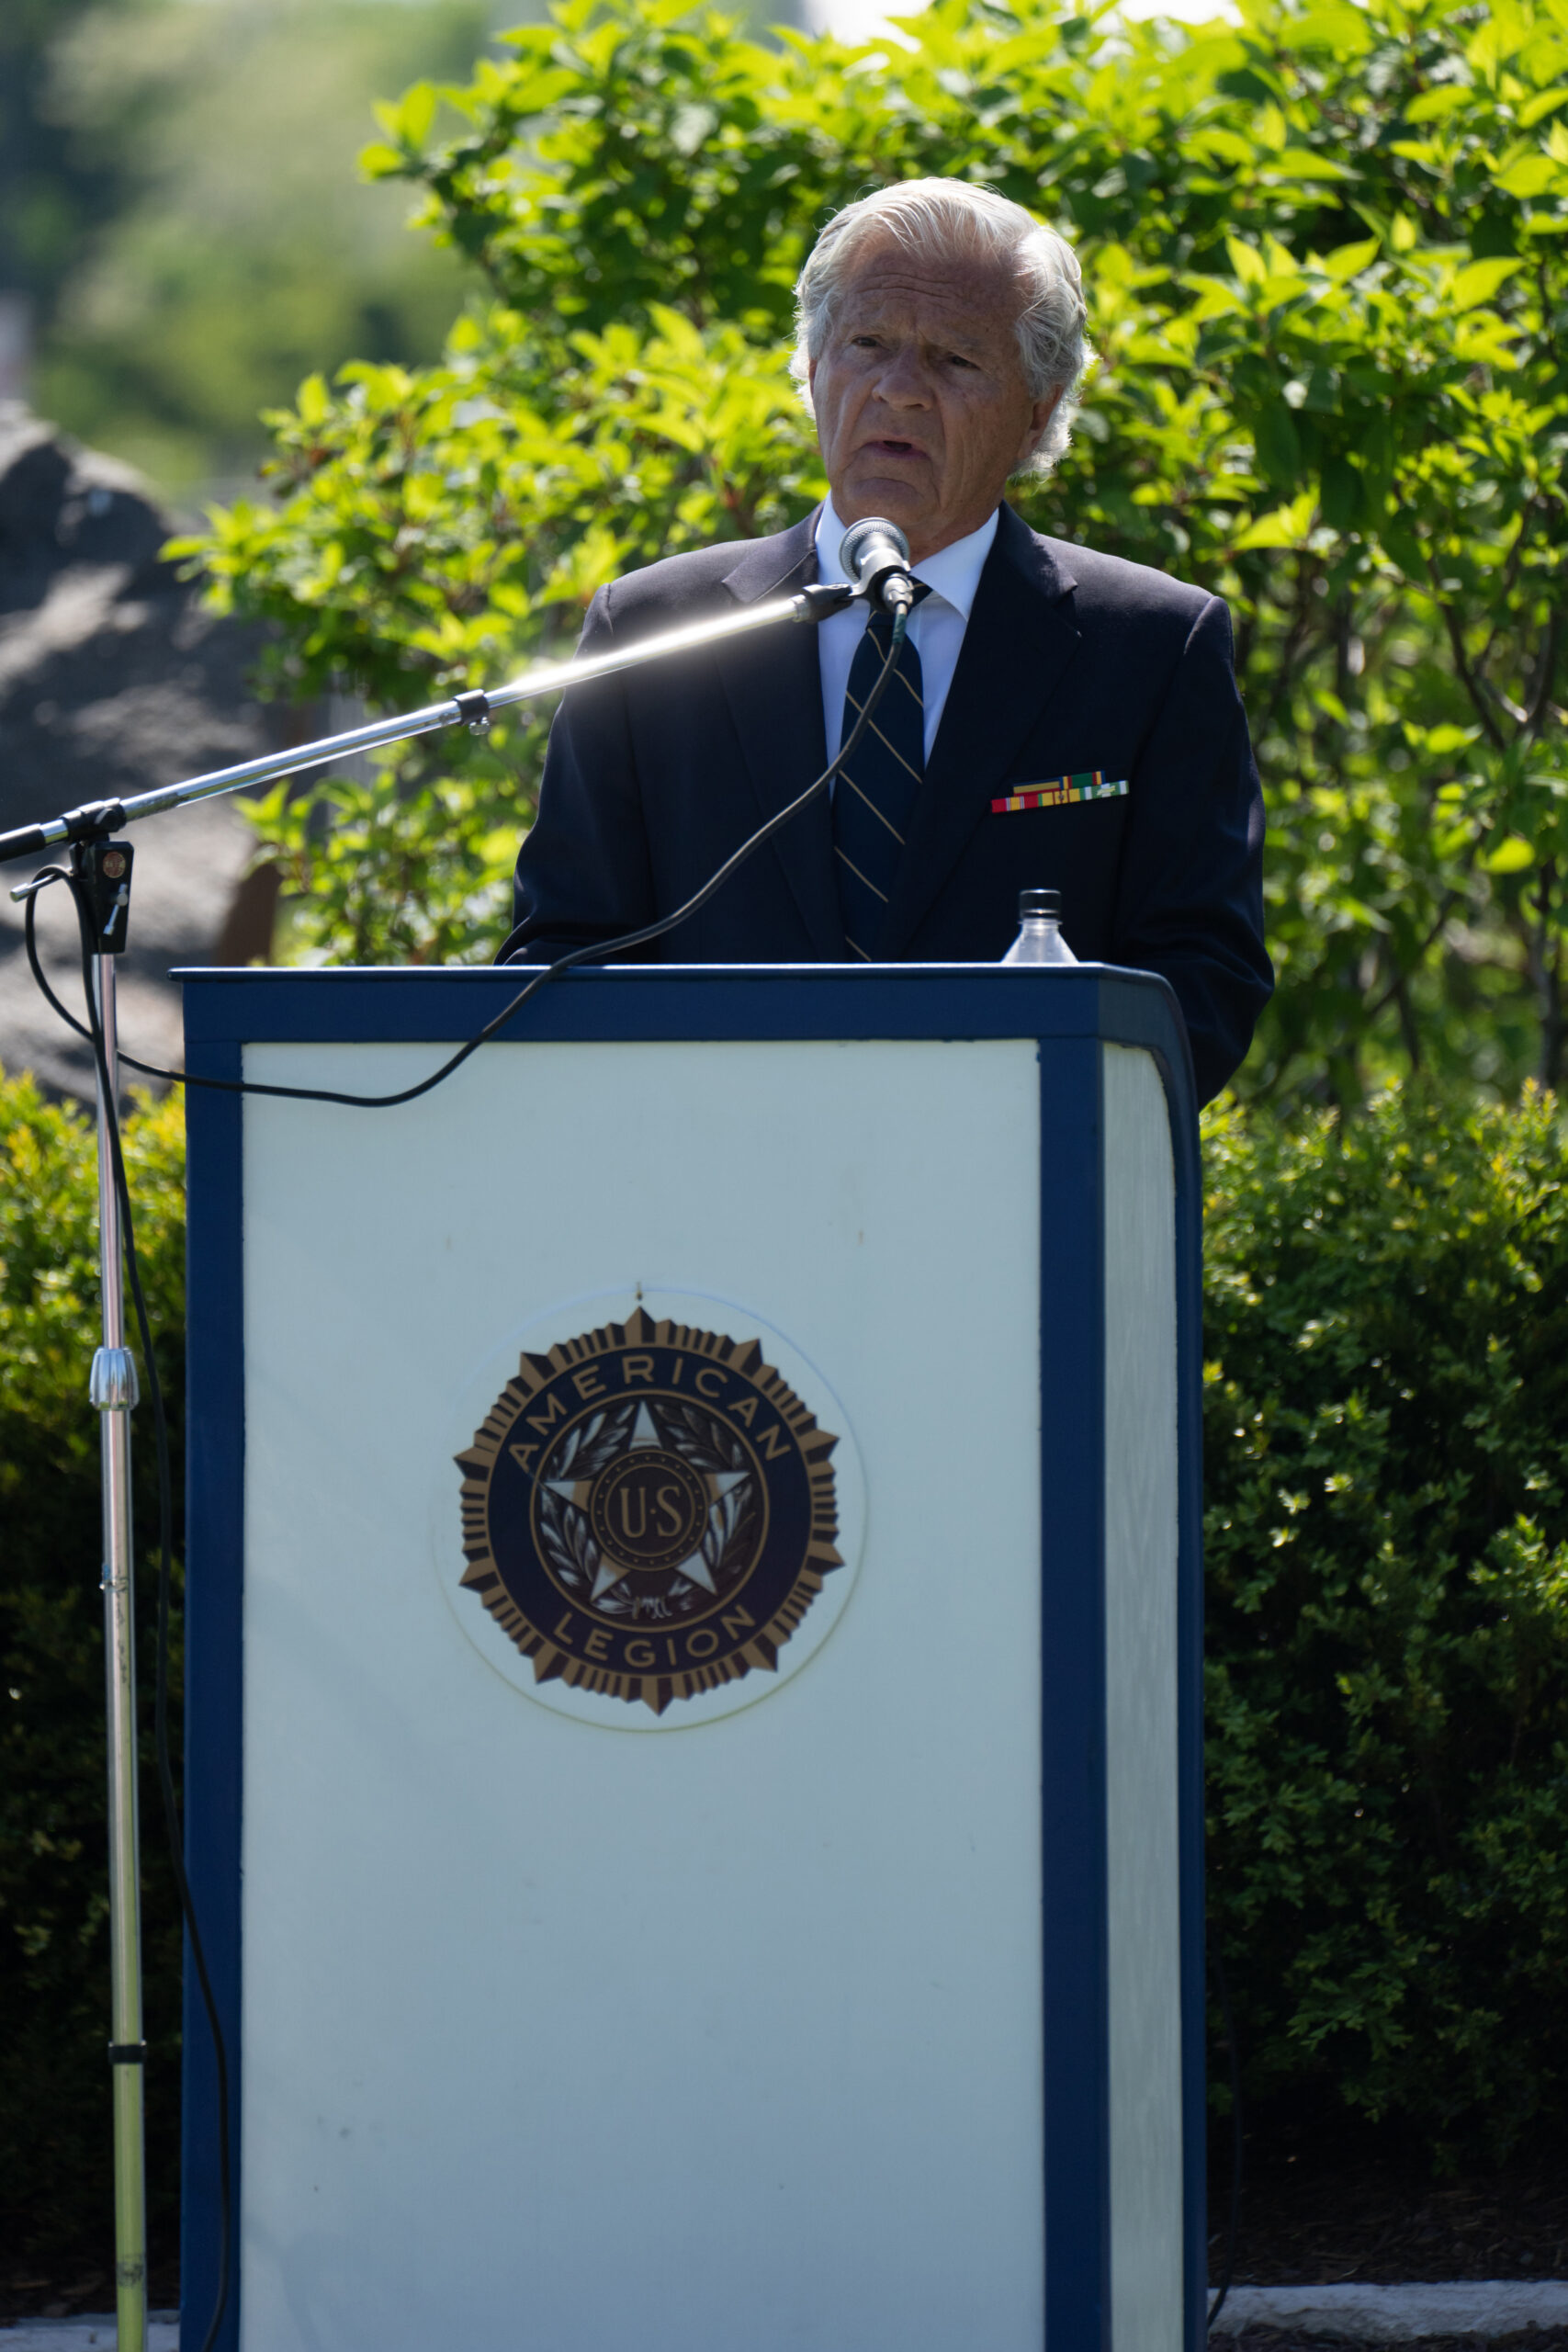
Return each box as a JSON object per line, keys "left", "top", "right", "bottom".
{"left": 0, "top": 2320, "right": 177, "bottom": 2350}
{"left": 6, "top": 2288, "right": 1568, "bottom": 2347}
{"left": 1215, "top": 2280, "right": 1568, "bottom": 2337}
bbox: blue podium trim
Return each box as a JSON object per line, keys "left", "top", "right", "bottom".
{"left": 1038, "top": 1035, "right": 1111, "bottom": 2345}
{"left": 181, "top": 1039, "right": 244, "bottom": 2352}
{"left": 178, "top": 963, "right": 1205, "bottom": 2352}
{"left": 178, "top": 957, "right": 1195, "bottom": 1066}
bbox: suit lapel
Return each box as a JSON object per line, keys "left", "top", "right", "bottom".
{"left": 880, "top": 506, "right": 1080, "bottom": 958}
{"left": 716, "top": 513, "right": 845, "bottom": 959}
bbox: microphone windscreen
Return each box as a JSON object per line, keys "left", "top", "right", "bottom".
{"left": 839, "top": 516, "right": 910, "bottom": 585}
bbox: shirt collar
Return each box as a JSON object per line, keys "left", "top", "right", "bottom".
{"left": 815, "top": 497, "right": 999, "bottom": 620}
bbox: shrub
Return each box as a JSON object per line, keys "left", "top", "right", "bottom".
{"left": 180, "top": 0, "right": 1568, "bottom": 1101}
{"left": 0, "top": 1069, "right": 186, "bottom": 2267}
{"left": 1203, "top": 1081, "right": 1568, "bottom": 2159}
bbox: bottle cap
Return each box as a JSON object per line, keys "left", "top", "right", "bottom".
{"left": 1019, "top": 887, "right": 1061, "bottom": 920}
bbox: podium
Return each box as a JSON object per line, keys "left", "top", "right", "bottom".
{"left": 179, "top": 963, "right": 1205, "bottom": 2352}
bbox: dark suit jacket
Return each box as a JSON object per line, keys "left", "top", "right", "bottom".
{"left": 501, "top": 503, "right": 1271, "bottom": 1102}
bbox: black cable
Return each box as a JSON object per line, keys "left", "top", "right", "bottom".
{"left": 65, "top": 867, "right": 231, "bottom": 2352}
{"left": 27, "top": 613, "right": 908, "bottom": 1111}
{"left": 1207, "top": 1941, "right": 1244, "bottom": 2334}
{"left": 24, "top": 867, "right": 93, "bottom": 1039}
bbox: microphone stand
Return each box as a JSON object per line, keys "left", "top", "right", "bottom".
{"left": 0, "top": 581, "right": 853, "bottom": 867}
{"left": 1, "top": 571, "right": 856, "bottom": 2352}
{"left": 93, "top": 915, "right": 151, "bottom": 2352}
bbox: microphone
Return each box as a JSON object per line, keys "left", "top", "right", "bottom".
{"left": 839, "top": 516, "right": 918, "bottom": 617}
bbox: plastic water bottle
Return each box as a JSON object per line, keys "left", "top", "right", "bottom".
{"left": 1002, "top": 886, "right": 1077, "bottom": 967}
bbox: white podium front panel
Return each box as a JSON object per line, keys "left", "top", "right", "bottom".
{"left": 238, "top": 1036, "right": 1044, "bottom": 2352}
{"left": 181, "top": 964, "right": 1209, "bottom": 2352}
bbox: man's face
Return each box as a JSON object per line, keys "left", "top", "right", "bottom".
{"left": 807, "top": 236, "right": 1060, "bottom": 563}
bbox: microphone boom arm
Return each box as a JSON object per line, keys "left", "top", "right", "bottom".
{"left": 0, "top": 578, "right": 857, "bottom": 867}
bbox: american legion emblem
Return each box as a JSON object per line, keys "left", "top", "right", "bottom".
{"left": 456, "top": 1309, "right": 843, "bottom": 1717}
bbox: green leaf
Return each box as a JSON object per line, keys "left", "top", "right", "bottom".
{"left": 358, "top": 142, "right": 410, "bottom": 180}
{"left": 1268, "top": 147, "right": 1356, "bottom": 179}
{"left": 1227, "top": 235, "right": 1268, "bottom": 288}
{"left": 1420, "top": 724, "right": 1483, "bottom": 756}
{"left": 1320, "top": 237, "right": 1382, "bottom": 281}
{"left": 296, "top": 373, "right": 331, "bottom": 427}
{"left": 1320, "top": 451, "right": 1362, "bottom": 531}
{"left": 1404, "top": 85, "right": 1472, "bottom": 122}
{"left": 1254, "top": 402, "right": 1302, "bottom": 485}
{"left": 1231, "top": 493, "right": 1315, "bottom": 549}
{"left": 1449, "top": 256, "right": 1523, "bottom": 310}
{"left": 374, "top": 81, "right": 438, "bottom": 151}
{"left": 1492, "top": 154, "right": 1563, "bottom": 198}
{"left": 1303, "top": 364, "right": 1340, "bottom": 413}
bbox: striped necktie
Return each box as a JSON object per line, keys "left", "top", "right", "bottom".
{"left": 832, "top": 598, "right": 928, "bottom": 962}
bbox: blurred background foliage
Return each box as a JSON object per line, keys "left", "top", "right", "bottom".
{"left": 164, "top": 0, "right": 1568, "bottom": 1114}
{"left": 2, "top": 0, "right": 813, "bottom": 503}
{"left": 3, "top": 0, "right": 506, "bottom": 503}
{"left": 29, "top": 0, "right": 500, "bottom": 502}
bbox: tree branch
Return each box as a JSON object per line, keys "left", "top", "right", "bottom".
{"left": 1259, "top": 560, "right": 1319, "bottom": 738}
{"left": 1430, "top": 580, "right": 1508, "bottom": 750}
{"left": 1391, "top": 966, "right": 1423, "bottom": 1070}
{"left": 1362, "top": 890, "right": 1462, "bottom": 1026}
{"left": 1475, "top": 499, "right": 1538, "bottom": 677}
{"left": 1534, "top": 859, "right": 1562, "bottom": 1091}
{"left": 1524, "top": 609, "right": 1562, "bottom": 745}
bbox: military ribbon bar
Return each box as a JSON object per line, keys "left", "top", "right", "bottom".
{"left": 991, "top": 772, "right": 1129, "bottom": 813}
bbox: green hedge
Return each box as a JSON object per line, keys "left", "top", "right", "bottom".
{"left": 0, "top": 1071, "right": 186, "bottom": 2267}
{"left": 1204, "top": 1085, "right": 1568, "bottom": 2158}
{"left": 3, "top": 1070, "right": 1565, "bottom": 2260}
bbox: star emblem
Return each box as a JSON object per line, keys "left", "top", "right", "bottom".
{"left": 544, "top": 1402, "right": 749, "bottom": 1600}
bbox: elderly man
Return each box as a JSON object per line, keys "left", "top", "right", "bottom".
{"left": 501, "top": 178, "right": 1271, "bottom": 1102}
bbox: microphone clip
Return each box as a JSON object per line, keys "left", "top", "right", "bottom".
{"left": 793, "top": 582, "right": 859, "bottom": 623}
{"left": 870, "top": 571, "right": 918, "bottom": 619}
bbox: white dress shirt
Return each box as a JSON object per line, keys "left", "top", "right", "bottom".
{"left": 814, "top": 497, "right": 999, "bottom": 767}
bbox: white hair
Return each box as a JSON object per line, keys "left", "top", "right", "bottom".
{"left": 791, "top": 178, "right": 1090, "bottom": 476}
